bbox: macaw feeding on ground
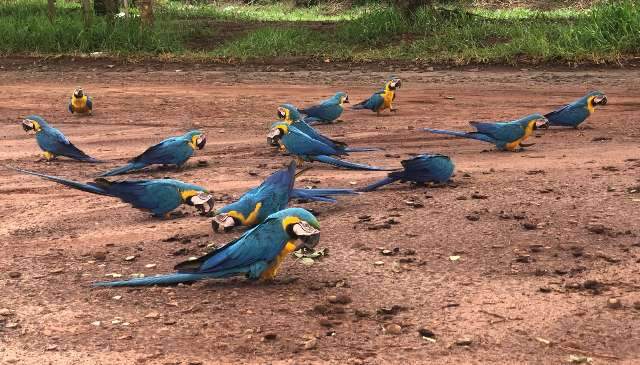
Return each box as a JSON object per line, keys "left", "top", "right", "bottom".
{"left": 267, "top": 121, "right": 393, "bottom": 171}
{"left": 299, "top": 92, "right": 349, "bottom": 124}
{"left": 359, "top": 154, "right": 455, "bottom": 192}
{"left": 352, "top": 77, "right": 401, "bottom": 116}
{"left": 7, "top": 166, "right": 214, "bottom": 218}
{"left": 68, "top": 88, "right": 93, "bottom": 115}
{"left": 268, "top": 104, "right": 378, "bottom": 154}
{"left": 423, "top": 113, "right": 550, "bottom": 152}
{"left": 100, "top": 130, "right": 206, "bottom": 176}
{"left": 93, "top": 207, "right": 321, "bottom": 287}
{"left": 211, "top": 161, "right": 356, "bottom": 232}
{"left": 21, "top": 115, "right": 102, "bottom": 162}
{"left": 544, "top": 91, "right": 607, "bottom": 128}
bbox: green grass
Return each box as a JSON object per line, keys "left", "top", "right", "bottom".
{"left": 0, "top": 0, "right": 638, "bottom": 64}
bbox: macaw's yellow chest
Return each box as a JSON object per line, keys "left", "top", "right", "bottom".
{"left": 72, "top": 96, "right": 90, "bottom": 113}
{"left": 383, "top": 90, "right": 395, "bottom": 109}
{"left": 505, "top": 122, "right": 535, "bottom": 151}
{"left": 260, "top": 241, "right": 297, "bottom": 281}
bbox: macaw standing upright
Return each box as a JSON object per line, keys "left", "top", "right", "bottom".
{"left": 211, "top": 161, "right": 356, "bottom": 232}
{"left": 300, "top": 92, "right": 349, "bottom": 124}
{"left": 352, "top": 77, "right": 401, "bottom": 116}
{"left": 100, "top": 130, "right": 206, "bottom": 176}
{"left": 21, "top": 115, "right": 102, "bottom": 162}
{"left": 423, "top": 114, "right": 549, "bottom": 152}
{"left": 68, "top": 88, "right": 93, "bottom": 115}
{"left": 93, "top": 208, "right": 321, "bottom": 287}
{"left": 7, "top": 166, "right": 214, "bottom": 218}
{"left": 359, "top": 154, "right": 455, "bottom": 192}
{"left": 545, "top": 91, "right": 607, "bottom": 128}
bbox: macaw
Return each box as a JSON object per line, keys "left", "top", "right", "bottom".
{"left": 545, "top": 91, "right": 607, "bottom": 128}
{"left": 423, "top": 113, "right": 550, "bottom": 152}
{"left": 211, "top": 161, "right": 356, "bottom": 232}
{"left": 21, "top": 115, "right": 102, "bottom": 162}
{"left": 299, "top": 92, "right": 349, "bottom": 124}
{"left": 359, "top": 154, "right": 454, "bottom": 192}
{"left": 93, "top": 207, "right": 321, "bottom": 287}
{"left": 268, "top": 104, "right": 379, "bottom": 153}
{"left": 68, "top": 88, "right": 93, "bottom": 115}
{"left": 267, "top": 122, "right": 393, "bottom": 171}
{"left": 352, "top": 77, "right": 401, "bottom": 116}
{"left": 100, "top": 130, "right": 206, "bottom": 176}
{"left": 7, "top": 166, "right": 214, "bottom": 218}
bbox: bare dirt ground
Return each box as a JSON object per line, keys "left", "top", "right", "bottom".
{"left": 1, "top": 59, "right": 639, "bottom": 365}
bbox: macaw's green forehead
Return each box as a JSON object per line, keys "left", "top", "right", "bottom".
{"left": 273, "top": 208, "right": 320, "bottom": 229}
{"left": 185, "top": 130, "right": 204, "bottom": 138}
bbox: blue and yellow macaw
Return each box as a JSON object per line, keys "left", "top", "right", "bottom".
{"left": 100, "top": 130, "right": 206, "bottom": 176}
{"left": 423, "top": 113, "right": 549, "bottom": 152}
{"left": 68, "top": 88, "right": 93, "bottom": 115}
{"left": 93, "top": 207, "right": 321, "bottom": 287}
{"left": 299, "top": 92, "right": 349, "bottom": 124}
{"left": 545, "top": 91, "right": 607, "bottom": 128}
{"left": 211, "top": 161, "right": 356, "bottom": 232}
{"left": 359, "top": 154, "right": 454, "bottom": 192}
{"left": 21, "top": 115, "right": 101, "bottom": 162}
{"left": 269, "top": 104, "right": 379, "bottom": 153}
{"left": 267, "top": 121, "right": 393, "bottom": 171}
{"left": 7, "top": 166, "right": 214, "bottom": 218}
{"left": 352, "top": 77, "right": 401, "bottom": 116}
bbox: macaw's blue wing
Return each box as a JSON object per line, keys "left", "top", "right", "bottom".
{"left": 300, "top": 103, "right": 343, "bottom": 123}
{"left": 37, "top": 128, "right": 102, "bottom": 162}
{"left": 359, "top": 154, "right": 454, "bottom": 192}
{"left": 86, "top": 97, "right": 93, "bottom": 110}
{"left": 100, "top": 137, "right": 193, "bottom": 176}
{"left": 469, "top": 121, "right": 524, "bottom": 142}
{"left": 94, "top": 217, "right": 287, "bottom": 287}
{"left": 97, "top": 179, "right": 184, "bottom": 216}
{"left": 352, "top": 92, "right": 384, "bottom": 111}
{"left": 283, "top": 128, "right": 345, "bottom": 157}
{"left": 423, "top": 128, "right": 497, "bottom": 144}
{"left": 544, "top": 103, "right": 589, "bottom": 127}
{"left": 311, "top": 155, "right": 395, "bottom": 171}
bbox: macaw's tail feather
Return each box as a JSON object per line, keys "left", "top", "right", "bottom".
{"left": 351, "top": 102, "right": 367, "bottom": 110}
{"left": 357, "top": 176, "right": 399, "bottom": 192}
{"left": 93, "top": 273, "right": 211, "bottom": 287}
{"left": 423, "top": 128, "right": 496, "bottom": 144}
{"left": 312, "top": 155, "right": 395, "bottom": 171}
{"left": 59, "top": 143, "right": 103, "bottom": 163}
{"left": 290, "top": 188, "right": 358, "bottom": 203}
{"left": 4, "top": 165, "right": 109, "bottom": 196}
{"left": 343, "top": 146, "right": 383, "bottom": 153}
{"left": 99, "top": 162, "right": 146, "bottom": 177}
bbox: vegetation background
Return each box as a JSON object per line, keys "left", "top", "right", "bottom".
{"left": 1, "top": 0, "right": 638, "bottom": 64}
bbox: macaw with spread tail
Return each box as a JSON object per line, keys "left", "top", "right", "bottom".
{"left": 7, "top": 166, "right": 214, "bottom": 218}
{"left": 21, "top": 115, "right": 102, "bottom": 162}
{"left": 267, "top": 121, "right": 393, "bottom": 171}
{"left": 352, "top": 77, "right": 401, "bottom": 116}
{"left": 100, "top": 130, "right": 206, "bottom": 176}
{"left": 423, "top": 113, "right": 549, "bottom": 152}
{"left": 545, "top": 91, "right": 607, "bottom": 128}
{"left": 268, "top": 104, "right": 379, "bottom": 154}
{"left": 211, "top": 161, "right": 356, "bottom": 232}
{"left": 300, "top": 92, "right": 349, "bottom": 124}
{"left": 68, "top": 88, "right": 93, "bottom": 115}
{"left": 359, "top": 154, "right": 454, "bottom": 192}
{"left": 93, "top": 208, "right": 321, "bottom": 287}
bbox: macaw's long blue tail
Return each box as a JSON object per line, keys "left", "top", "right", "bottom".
{"left": 312, "top": 155, "right": 395, "bottom": 171}
{"left": 99, "top": 162, "right": 147, "bottom": 177}
{"left": 357, "top": 176, "right": 399, "bottom": 192}
{"left": 5, "top": 165, "right": 109, "bottom": 196}
{"left": 57, "top": 143, "right": 104, "bottom": 163}
{"left": 423, "top": 128, "right": 496, "bottom": 144}
{"left": 93, "top": 273, "right": 213, "bottom": 287}
{"left": 343, "top": 146, "right": 383, "bottom": 153}
{"left": 290, "top": 188, "right": 358, "bottom": 203}
{"left": 351, "top": 102, "right": 369, "bottom": 110}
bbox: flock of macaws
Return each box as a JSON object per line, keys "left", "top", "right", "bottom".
{"left": 10, "top": 80, "right": 607, "bottom": 287}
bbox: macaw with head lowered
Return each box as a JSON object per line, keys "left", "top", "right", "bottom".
{"left": 359, "top": 154, "right": 454, "bottom": 192}
{"left": 423, "top": 114, "right": 549, "bottom": 152}
{"left": 267, "top": 121, "right": 393, "bottom": 171}
{"left": 7, "top": 166, "right": 214, "bottom": 218}
{"left": 93, "top": 208, "right": 321, "bottom": 287}
{"left": 211, "top": 161, "right": 356, "bottom": 232}
{"left": 68, "top": 88, "right": 93, "bottom": 115}
{"left": 21, "top": 115, "right": 101, "bottom": 162}
{"left": 545, "top": 91, "right": 607, "bottom": 128}
{"left": 299, "top": 92, "right": 349, "bottom": 124}
{"left": 269, "top": 104, "right": 379, "bottom": 153}
{"left": 100, "top": 130, "right": 206, "bottom": 176}
{"left": 352, "top": 77, "right": 401, "bottom": 116}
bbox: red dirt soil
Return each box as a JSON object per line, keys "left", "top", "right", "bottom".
{"left": 1, "top": 59, "right": 639, "bottom": 364}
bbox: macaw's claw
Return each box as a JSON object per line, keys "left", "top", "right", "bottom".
{"left": 519, "top": 142, "right": 536, "bottom": 147}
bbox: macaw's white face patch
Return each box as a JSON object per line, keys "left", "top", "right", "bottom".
{"left": 267, "top": 128, "right": 282, "bottom": 139}
{"left": 292, "top": 221, "right": 319, "bottom": 237}
{"left": 211, "top": 213, "right": 236, "bottom": 232}
{"left": 196, "top": 134, "right": 206, "bottom": 149}
{"left": 74, "top": 88, "right": 84, "bottom": 97}
{"left": 190, "top": 193, "right": 214, "bottom": 214}
{"left": 594, "top": 95, "right": 607, "bottom": 105}
{"left": 534, "top": 118, "right": 549, "bottom": 129}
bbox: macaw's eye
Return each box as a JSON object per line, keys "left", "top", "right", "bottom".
{"left": 211, "top": 213, "right": 236, "bottom": 232}
{"left": 190, "top": 193, "right": 214, "bottom": 215}
{"left": 277, "top": 107, "right": 287, "bottom": 119}
{"left": 196, "top": 135, "right": 206, "bottom": 149}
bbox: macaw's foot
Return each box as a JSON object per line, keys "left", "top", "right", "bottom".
{"left": 390, "top": 108, "right": 398, "bottom": 113}
{"left": 42, "top": 151, "right": 56, "bottom": 161}
{"left": 519, "top": 142, "right": 536, "bottom": 148}
{"left": 336, "top": 119, "right": 345, "bottom": 123}
{"left": 376, "top": 111, "right": 381, "bottom": 117}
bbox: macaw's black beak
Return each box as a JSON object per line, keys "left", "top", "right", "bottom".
{"left": 196, "top": 136, "right": 207, "bottom": 150}
{"left": 299, "top": 232, "right": 320, "bottom": 250}
{"left": 520, "top": 142, "right": 536, "bottom": 147}
{"left": 22, "top": 121, "right": 34, "bottom": 132}
{"left": 596, "top": 95, "right": 608, "bottom": 106}
{"left": 195, "top": 198, "right": 214, "bottom": 216}
{"left": 344, "top": 97, "right": 350, "bottom": 104}
{"left": 277, "top": 109, "right": 286, "bottom": 119}
{"left": 267, "top": 136, "right": 281, "bottom": 147}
